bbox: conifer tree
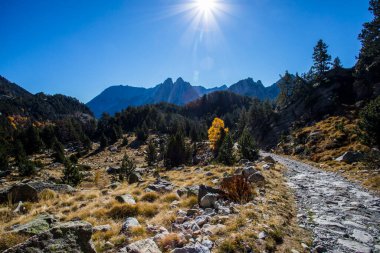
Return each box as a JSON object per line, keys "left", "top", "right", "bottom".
{"left": 53, "top": 139, "right": 66, "bottom": 164}
{"left": 357, "top": 0, "right": 380, "bottom": 81}
{"left": 238, "top": 128, "right": 259, "bottom": 161}
{"left": 312, "top": 39, "right": 332, "bottom": 81}
{"left": 100, "top": 133, "right": 108, "bottom": 149}
{"left": 0, "top": 146, "right": 8, "bottom": 171}
{"left": 62, "top": 162, "right": 82, "bottom": 186}
{"left": 164, "top": 131, "right": 187, "bottom": 168}
{"left": 217, "top": 134, "right": 235, "bottom": 165}
{"left": 145, "top": 140, "right": 157, "bottom": 167}
{"left": 120, "top": 154, "right": 136, "bottom": 180}
{"left": 333, "top": 57, "right": 343, "bottom": 69}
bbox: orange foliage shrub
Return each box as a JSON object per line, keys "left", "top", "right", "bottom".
{"left": 208, "top": 117, "right": 229, "bottom": 151}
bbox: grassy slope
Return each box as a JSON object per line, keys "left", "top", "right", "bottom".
{"left": 278, "top": 114, "right": 380, "bottom": 193}
{"left": 0, "top": 136, "right": 310, "bottom": 252}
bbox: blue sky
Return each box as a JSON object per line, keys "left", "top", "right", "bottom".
{"left": 0, "top": 0, "right": 371, "bottom": 103}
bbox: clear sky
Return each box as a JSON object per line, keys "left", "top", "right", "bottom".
{"left": 0, "top": 0, "right": 371, "bottom": 103}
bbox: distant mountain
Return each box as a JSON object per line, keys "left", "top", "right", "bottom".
{"left": 87, "top": 77, "right": 279, "bottom": 117}
{"left": 0, "top": 76, "right": 93, "bottom": 120}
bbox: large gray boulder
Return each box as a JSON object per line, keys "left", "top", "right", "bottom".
{"left": 4, "top": 221, "right": 96, "bottom": 253}
{"left": 0, "top": 181, "right": 75, "bottom": 204}
{"left": 197, "top": 185, "right": 224, "bottom": 205}
{"left": 11, "top": 214, "right": 57, "bottom": 235}
{"left": 119, "top": 238, "right": 161, "bottom": 253}
{"left": 128, "top": 172, "right": 143, "bottom": 184}
{"left": 0, "top": 184, "right": 38, "bottom": 204}
{"left": 171, "top": 243, "right": 210, "bottom": 253}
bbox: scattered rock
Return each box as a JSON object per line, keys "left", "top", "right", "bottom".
{"left": 106, "top": 166, "right": 120, "bottom": 174}
{"left": 128, "top": 172, "right": 143, "bottom": 184}
{"left": 121, "top": 217, "right": 140, "bottom": 233}
{"left": 200, "top": 194, "right": 218, "bottom": 209}
{"left": 248, "top": 171, "right": 265, "bottom": 185}
{"left": 262, "top": 163, "right": 274, "bottom": 170}
{"left": 262, "top": 156, "right": 275, "bottom": 163}
{"left": 337, "top": 239, "right": 372, "bottom": 253}
{"left": 258, "top": 231, "right": 267, "bottom": 239}
{"left": 4, "top": 221, "right": 96, "bottom": 253}
{"left": 120, "top": 238, "right": 161, "bottom": 253}
{"left": 147, "top": 179, "right": 174, "bottom": 193}
{"left": 197, "top": 185, "right": 224, "bottom": 205}
{"left": 115, "top": 194, "right": 136, "bottom": 204}
{"left": 93, "top": 224, "right": 112, "bottom": 232}
{"left": 171, "top": 242, "right": 210, "bottom": 253}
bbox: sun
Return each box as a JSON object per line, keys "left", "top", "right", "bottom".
{"left": 196, "top": 0, "right": 217, "bottom": 13}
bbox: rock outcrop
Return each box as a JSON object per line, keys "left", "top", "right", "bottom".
{"left": 4, "top": 221, "right": 96, "bottom": 253}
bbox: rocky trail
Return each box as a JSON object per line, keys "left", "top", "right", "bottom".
{"left": 263, "top": 152, "right": 380, "bottom": 253}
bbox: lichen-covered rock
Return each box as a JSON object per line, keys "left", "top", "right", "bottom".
{"left": 171, "top": 243, "right": 210, "bottom": 253}
{"left": 11, "top": 215, "right": 57, "bottom": 235}
{"left": 197, "top": 185, "right": 223, "bottom": 205}
{"left": 119, "top": 238, "right": 161, "bottom": 253}
{"left": 4, "top": 221, "right": 96, "bottom": 253}
{"left": 199, "top": 194, "right": 218, "bottom": 209}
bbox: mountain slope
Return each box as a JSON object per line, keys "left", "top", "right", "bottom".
{"left": 0, "top": 76, "right": 93, "bottom": 120}
{"left": 87, "top": 77, "right": 280, "bottom": 117}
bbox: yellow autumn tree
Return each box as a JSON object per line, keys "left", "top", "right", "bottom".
{"left": 208, "top": 117, "right": 229, "bottom": 151}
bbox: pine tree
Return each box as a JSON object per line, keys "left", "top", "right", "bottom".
{"left": 359, "top": 96, "right": 380, "bottom": 147}
{"left": 145, "top": 140, "right": 157, "bottom": 167}
{"left": 217, "top": 134, "right": 235, "bottom": 165}
{"left": 136, "top": 123, "right": 149, "bottom": 142}
{"left": 277, "top": 71, "right": 294, "bottom": 107}
{"left": 120, "top": 154, "right": 136, "bottom": 180}
{"left": 357, "top": 0, "right": 380, "bottom": 81}
{"left": 333, "top": 57, "right": 343, "bottom": 69}
{"left": 100, "top": 133, "right": 108, "bottom": 150}
{"left": 53, "top": 139, "right": 66, "bottom": 164}
{"left": 164, "top": 131, "right": 187, "bottom": 168}
{"left": 238, "top": 128, "right": 259, "bottom": 161}
{"left": 62, "top": 162, "right": 82, "bottom": 186}
{"left": 312, "top": 39, "right": 332, "bottom": 81}
{"left": 24, "top": 125, "right": 43, "bottom": 154}
{"left": 18, "top": 158, "right": 36, "bottom": 176}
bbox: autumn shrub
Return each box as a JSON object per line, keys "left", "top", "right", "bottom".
{"left": 220, "top": 174, "right": 254, "bottom": 203}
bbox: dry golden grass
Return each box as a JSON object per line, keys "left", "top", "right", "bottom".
{"left": 140, "top": 192, "right": 159, "bottom": 202}
{"left": 0, "top": 233, "right": 29, "bottom": 251}
{"left": 0, "top": 135, "right": 310, "bottom": 252}
{"left": 158, "top": 233, "right": 187, "bottom": 251}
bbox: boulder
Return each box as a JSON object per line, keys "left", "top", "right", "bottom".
{"left": 262, "top": 156, "right": 275, "bottom": 163}
{"left": 177, "top": 186, "right": 199, "bottom": 198}
{"left": 200, "top": 194, "right": 218, "bottom": 209}
{"left": 27, "top": 181, "right": 75, "bottom": 193}
{"left": 120, "top": 238, "right": 161, "bottom": 253}
{"left": 128, "top": 172, "right": 143, "bottom": 184}
{"left": 248, "top": 172, "right": 265, "bottom": 186}
{"left": 171, "top": 243, "right": 210, "bottom": 253}
{"left": 335, "top": 151, "right": 364, "bottom": 164}
{"left": 121, "top": 217, "right": 140, "bottom": 233}
{"left": 197, "top": 185, "right": 224, "bottom": 205}
{"left": 106, "top": 166, "right": 120, "bottom": 174}
{"left": 11, "top": 214, "right": 57, "bottom": 235}
{"left": 115, "top": 194, "right": 136, "bottom": 204}
{"left": 241, "top": 167, "right": 258, "bottom": 177}
{"left": 0, "top": 183, "right": 38, "bottom": 204}
{"left": 4, "top": 221, "right": 96, "bottom": 253}
{"left": 146, "top": 179, "right": 174, "bottom": 193}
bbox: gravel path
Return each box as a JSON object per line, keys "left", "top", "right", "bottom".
{"left": 262, "top": 152, "right": 380, "bottom": 253}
